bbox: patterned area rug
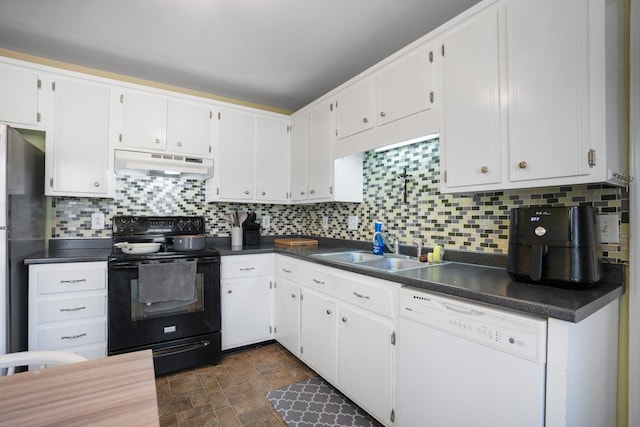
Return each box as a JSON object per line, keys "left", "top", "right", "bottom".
{"left": 266, "top": 377, "right": 381, "bottom": 427}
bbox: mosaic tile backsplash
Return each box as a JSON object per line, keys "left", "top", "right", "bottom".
{"left": 50, "top": 140, "right": 629, "bottom": 263}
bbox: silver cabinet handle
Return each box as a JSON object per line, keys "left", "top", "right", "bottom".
{"left": 244, "top": 190, "right": 250, "bottom": 195}
{"left": 154, "top": 138, "right": 160, "bottom": 144}
{"left": 60, "top": 278, "right": 86, "bottom": 284}
{"left": 60, "top": 306, "right": 86, "bottom": 312}
{"left": 312, "top": 278, "right": 325, "bottom": 285}
{"left": 353, "top": 291, "right": 370, "bottom": 300}
{"left": 93, "top": 182, "right": 100, "bottom": 187}
{"left": 61, "top": 333, "right": 87, "bottom": 340}
{"left": 282, "top": 268, "right": 292, "bottom": 274}
{"left": 300, "top": 191, "right": 305, "bottom": 195}
{"left": 342, "top": 317, "right": 348, "bottom": 323}
{"left": 239, "top": 267, "right": 255, "bottom": 271}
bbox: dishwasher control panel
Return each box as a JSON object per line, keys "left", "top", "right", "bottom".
{"left": 400, "top": 288, "right": 547, "bottom": 363}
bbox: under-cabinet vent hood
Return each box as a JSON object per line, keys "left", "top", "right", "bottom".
{"left": 114, "top": 149, "right": 214, "bottom": 179}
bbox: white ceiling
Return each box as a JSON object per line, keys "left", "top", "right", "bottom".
{"left": 0, "top": 0, "right": 482, "bottom": 112}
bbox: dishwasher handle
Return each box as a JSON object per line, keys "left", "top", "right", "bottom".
{"left": 439, "top": 301, "right": 485, "bottom": 317}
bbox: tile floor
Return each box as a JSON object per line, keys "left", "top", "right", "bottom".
{"left": 155, "top": 343, "right": 317, "bottom": 427}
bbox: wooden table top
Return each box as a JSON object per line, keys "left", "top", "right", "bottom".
{"left": 0, "top": 350, "right": 159, "bottom": 426}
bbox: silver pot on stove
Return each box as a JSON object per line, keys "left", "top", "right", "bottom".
{"left": 173, "top": 235, "right": 207, "bottom": 251}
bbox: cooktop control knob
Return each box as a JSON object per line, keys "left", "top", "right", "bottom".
{"left": 177, "top": 219, "right": 186, "bottom": 230}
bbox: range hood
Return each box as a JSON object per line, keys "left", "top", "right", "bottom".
{"left": 114, "top": 149, "right": 213, "bottom": 179}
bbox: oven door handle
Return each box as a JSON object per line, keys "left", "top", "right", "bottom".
{"left": 152, "top": 340, "right": 210, "bottom": 358}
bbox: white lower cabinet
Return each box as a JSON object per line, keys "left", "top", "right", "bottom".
{"left": 300, "top": 289, "right": 337, "bottom": 384}
{"left": 338, "top": 304, "right": 393, "bottom": 425}
{"left": 28, "top": 262, "right": 108, "bottom": 360}
{"left": 275, "top": 255, "right": 398, "bottom": 427}
{"left": 220, "top": 254, "right": 273, "bottom": 351}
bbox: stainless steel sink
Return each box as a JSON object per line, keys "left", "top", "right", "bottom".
{"left": 312, "top": 251, "right": 446, "bottom": 272}
{"left": 357, "top": 257, "right": 427, "bottom": 271}
{"left": 313, "top": 251, "right": 381, "bottom": 263}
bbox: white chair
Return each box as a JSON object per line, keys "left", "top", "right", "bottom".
{"left": 0, "top": 350, "right": 88, "bottom": 376}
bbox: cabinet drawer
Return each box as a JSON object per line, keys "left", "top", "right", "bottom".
{"left": 37, "top": 320, "right": 106, "bottom": 350}
{"left": 335, "top": 279, "right": 394, "bottom": 318}
{"left": 302, "top": 267, "right": 340, "bottom": 295}
{"left": 276, "top": 257, "right": 301, "bottom": 282}
{"left": 221, "top": 254, "right": 272, "bottom": 278}
{"left": 70, "top": 344, "right": 107, "bottom": 360}
{"left": 38, "top": 295, "right": 106, "bottom": 324}
{"left": 36, "top": 266, "right": 106, "bottom": 294}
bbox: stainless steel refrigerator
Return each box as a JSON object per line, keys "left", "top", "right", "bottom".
{"left": 0, "top": 124, "right": 45, "bottom": 355}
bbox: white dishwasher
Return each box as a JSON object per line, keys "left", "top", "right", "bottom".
{"left": 396, "top": 287, "right": 547, "bottom": 427}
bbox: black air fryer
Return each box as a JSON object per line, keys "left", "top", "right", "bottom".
{"left": 507, "top": 206, "right": 602, "bottom": 287}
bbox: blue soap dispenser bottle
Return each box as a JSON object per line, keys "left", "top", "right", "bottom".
{"left": 373, "top": 222, "right": 384, "bottom": 255}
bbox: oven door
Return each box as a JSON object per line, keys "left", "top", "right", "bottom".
{"left": 108, "top": 256, "right": 220, "bottom": 353}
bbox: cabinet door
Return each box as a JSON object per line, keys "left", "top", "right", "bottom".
{"left": 0, "top": 64, "right": 40, "bottom": 126}
{"left": 273, "top": 278, "right": 300, "bottom": 357}
{"left": 167, "top": 99, "right": 213, "bottom": 157}
{"left": 289, "top": 112, "right": 309, "bottom": 202}
{"left": 221, "top": 276, "right": 272, "bottom": 350}
{"left": 119, "top": 90, "right": 167, "bottom": 151}
{"left": 217, "top": 108, "right": 255, "bottom": 200}
{"left": 377, "top": 45, "right": 434, "bottom": 126}
{"left": 300, "top": 289, "right": 337, "bottom": 384}
{"left": 335, "top": 76, "right": 374, "bottom": 140}
{"left": 256, "top": 115, "right": 289, "bottom": 203}
{"left": 308, "top": 100, "right": 333, "bottom": 200}
{"left": 338, "top": 305, "right": 393, "bottom": 424}
{"left": 49, "top": 77, "right": 110, "bottom": 196}
{"left": 506, "top": 0, "right": 589, "bottom": 182}
{"left": 441, "top": 10, "right": 502, "bottom": 189}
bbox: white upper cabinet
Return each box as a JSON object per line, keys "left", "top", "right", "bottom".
{"left": 440, "top": 0, "right": 627, "bottom": 193}
{"left": 308, "top": 100, "right": 333, "bottom": 201}
{"left": 289, "top": 112, "right": 309, "bottom": 202}
{"left": 206, "top": 108, "right": 290, "bottom": 203}
{"left": 0, "top": 63, "right": 41, "bottom": 127}
{"left": 376, "top": 44, "right": 434, "bottom": 127}
{"left": 117, "top": 89, "right": 167, "bottom": 151}
{"left": 167, "top": 99, "right": 214, "bottom": 157}
{"left": 47, "top": 77, "right": 112, "bottom": 197}
{"left": 440, "top": 9, "right": 502, "bottom": 189}
{"left": 335, "top": 77, "right": 375, "bottom": 141}
{"left": 255, "top": 115, "right": 290, "bottom": 203}
{"left": 213, "top": 107, "right": 256, "bottom": 201}
{"left": 116, "top": 89, "right": 214, "bottom": 158}
{"left": 333, "top": 42, "right": 438, "bottom": 158}
{"left": 506, "top": 0, "right": 589, "bottom": 183}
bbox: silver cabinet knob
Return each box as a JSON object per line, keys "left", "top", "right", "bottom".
{"left": 227, "top": 289, "right": 232, "bottom": 294}
{"left": 363, "top": 117, "right": 369, "bottom": 123}
{"left": 244, "top": 190, "right": 250, "bottom": 195}
{"left": 326, "top": 309, "right": 332, "bottom": 315}
{"left": 519, "top": 161, "right": 528, "bottom": 169}
{"left": 261, "top": 192, "right": 266, "bottom": 196}
{"left": 177, "top": 142, "right": 182, "bottom": 147}
{"left": 154, "top": 138, "right": 160, "bottom": 144}
{"left": 380, "top": 111, "right": 386, "bottom": 117}
{"left": 93, "top": 182, "right": 100, "bottom": 187}
{"left": 310, "top": 189, "right": 315, "bottom": 194}
{"left": 342, "top": 316, "right": 348, "bottom": 323}
{"left": 481, "top": 166, "right": 488, "bottom": 174}
{"left": 291, "top": 293, "right": 297, "bottom": 299}
{"left": 300, "top": 191, "right": 305, "bottom": 195}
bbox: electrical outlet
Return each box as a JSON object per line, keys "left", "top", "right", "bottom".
{"left": 261, "top": 214, "right": 271, "bottom": 228}
{"left": 322, "top": 216, "right": 329, "bottom": 230}
{"left": 91, "top": 212, "right": 105, "bottom": 230}
{"left": 347, "top": 215, "right": 358, "bottom": 230}
{"left": 598, "top": 214, "right": 620, "bottom": 243}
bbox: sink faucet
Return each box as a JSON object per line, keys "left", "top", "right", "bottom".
{"left": 372, "top": 231, "right": 400, "bottom": 255}
{"left": 412, "top": 239, "right": 422, "bottom": 259}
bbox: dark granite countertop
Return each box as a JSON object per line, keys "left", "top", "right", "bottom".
{"left": 26, "top": 236, "right": 625, "bottom": 323}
